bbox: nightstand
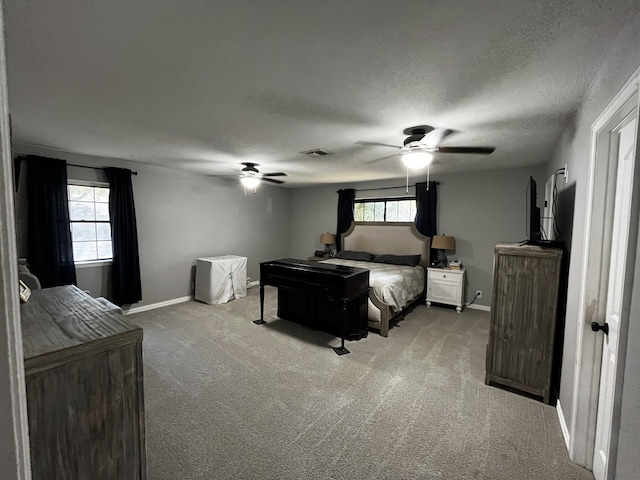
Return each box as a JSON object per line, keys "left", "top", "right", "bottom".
{"left": 426, "top": 267, "right": 466, "bottom": 313}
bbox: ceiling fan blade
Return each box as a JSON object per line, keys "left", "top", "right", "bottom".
{"left": 262, "top": 177, "right": 285, "bottom": 184}
{"left": 364, "top": 153, "right": 400, "bottom": 164}
{"left": 356, "top": 141, "right": 401, "bottom": 149}
{"left": 435, "top": 146, "right": 496, "bottom": 154}
{"left": 403, "top": 133, "right": 426, "bottom": 146}
{"left": 420, "top": 128, "right": 454, "bottom": 147}
{"left": 263, "top": 172, "right": 287, "bottom": 177}
{"left": 403, "top": 125, "right": 437, "bottom": 146}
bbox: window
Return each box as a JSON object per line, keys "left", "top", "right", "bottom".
{"left": 354, "top": 197, "right": 417, "bottom": 223}
{"left": 68, "top": 183, "right": 113, "bottom": 263}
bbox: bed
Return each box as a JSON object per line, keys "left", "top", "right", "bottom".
{"left": 319, "top": 222, "right": 430, "bottom": 337}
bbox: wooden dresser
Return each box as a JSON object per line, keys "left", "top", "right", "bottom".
{"left": 21, "top": 285, "right": 146, "bottom": 479}
{"left": 485, "top": 244, "right": 563, "bottom": 404}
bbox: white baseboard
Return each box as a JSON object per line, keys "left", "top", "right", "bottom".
{"left": 467, "top": 304, "right": 490, "bottom": 312}
{"left": 556, "top": 399, "right": 571, "bottom": 452}
{"left": 124, "top": 295, "right": 193, "bottom": 315}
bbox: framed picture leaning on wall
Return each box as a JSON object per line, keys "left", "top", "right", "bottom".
{"left": 19, "top": 280, "right": 31, "bottom": 303}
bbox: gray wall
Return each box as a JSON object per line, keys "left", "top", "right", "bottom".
{"left": 14, "top": 145, "right": 292, "bottom": 307}
{"left": 291, "top": 164, "right": 546, "bottom": 308}
{"left": 546, "top": 13, "right": 640, "bottom": 475}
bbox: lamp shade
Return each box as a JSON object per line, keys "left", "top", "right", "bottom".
{"left": 320, "top": 233, "right": 336, "bottom": 245}
{"left": 431, "top": 235, "right": 455, "bottom": 250}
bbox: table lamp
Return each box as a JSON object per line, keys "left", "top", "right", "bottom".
{"left": 320, "top": 233, "right": 336, "bottom": 257}
{"left": 431, "top": 235, "right": 455, "bottom": 267}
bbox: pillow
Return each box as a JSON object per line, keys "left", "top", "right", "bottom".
{"left": 372, "top": 254, "right": 422, "bottom": 267}
{"left": 334, "top": 250, "right": 375, "bottom": 262}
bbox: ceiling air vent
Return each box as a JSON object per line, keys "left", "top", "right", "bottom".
{"left": 300, "top": 148, "right": 332, "bottom": 157}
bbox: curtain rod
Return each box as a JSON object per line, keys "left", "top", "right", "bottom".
{"left": 67, "top": 163, "right": 138, "bottom": 175}
{"left": 354, "top": 182, "right": 439, "bottom": 193}
{"left": 18, "top": 156, "right": 139, "bottom": 175}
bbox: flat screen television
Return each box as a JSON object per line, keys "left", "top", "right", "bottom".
{"left": 527, "top": 176, "right": 542, "bottom": 244}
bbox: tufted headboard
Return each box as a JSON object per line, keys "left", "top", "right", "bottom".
{"left": 341, "top": 222, "right": 431, "bottom": 268}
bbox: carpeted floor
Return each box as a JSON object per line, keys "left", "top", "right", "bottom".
{"left": 129, "top": 286, "right": 594, "bottom": 480}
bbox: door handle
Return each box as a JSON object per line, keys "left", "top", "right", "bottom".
{"left": 591, "top": 321, "right": 609, "bottom": 335}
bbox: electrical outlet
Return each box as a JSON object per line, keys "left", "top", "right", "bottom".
{"left": 476, "top": 290, "right": 482, "bottom": 299}
{"left": 563, "top": 163, "right": 568, "bottom": 183}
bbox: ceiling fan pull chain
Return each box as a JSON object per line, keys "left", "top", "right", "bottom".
{"left": 406, "top": 168, "right": 409, "bottom": 194}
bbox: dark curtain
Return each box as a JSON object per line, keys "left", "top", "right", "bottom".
{"left": 335, "top": 188, "right": 355, "bottom": 252}
{"left": 105, "top": 167, "right": 142, "bottom": 306}
{"left": 415, "top": 181, "right": 438, "bottom": 262}
{"left": 26, "top": 155, "right": 77, "bottom": 287}
{"left": 14, "top": 157, "right": 21, "bottom": 191}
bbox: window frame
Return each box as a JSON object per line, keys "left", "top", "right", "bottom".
{"left": 67, "top": 179, "right": 113, "bottom": 266}
{"left": 353, "top": 196, "right": 418, "bottom": 224}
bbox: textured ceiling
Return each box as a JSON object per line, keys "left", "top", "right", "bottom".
{"left": 4, "top": 1, "right": 636, "bottom": 187}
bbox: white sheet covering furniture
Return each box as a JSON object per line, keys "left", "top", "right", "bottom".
{"left": 195, "top": 255, "right": 247, "bottom": 304}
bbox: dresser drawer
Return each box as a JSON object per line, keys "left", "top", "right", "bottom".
{"left": 428, "top": 269, "right": 462, "bottom": 281}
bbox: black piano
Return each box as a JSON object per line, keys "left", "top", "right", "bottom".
{"left": 255, "top": 259, "right": 370, "bottom": 354}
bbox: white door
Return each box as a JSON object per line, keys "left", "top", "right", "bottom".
{"left": 592, "top": 116, "right": 637, "bottom": 480}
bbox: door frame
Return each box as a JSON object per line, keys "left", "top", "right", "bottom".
{"left": 592, "top": 110, "right": 638, "bottom": 480}
{"left": 0, "top": 1, "right": 32, "bottom": 477}
{"left": 568, "top": 66, "right": 640, "bottom": 471}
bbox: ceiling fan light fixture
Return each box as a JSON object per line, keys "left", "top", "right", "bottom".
{"left": 401, "top": 150, "right": 433, "bottom": 169}
{"left": 240, "top": 176, "right": 261, "bottom": 189}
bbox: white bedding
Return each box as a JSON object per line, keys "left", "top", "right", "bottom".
{"left": 320, "top": 258, "right": 425, "bottom": 312}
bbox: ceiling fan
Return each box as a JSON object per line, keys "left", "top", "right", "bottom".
{"left": 364, "top": 125, "right": 496, "bottom": 168}
{"left": 239, "top": 162, "right": 287, "bottom": 191}
{"left": 362, "top": 125, "right": 496, "bottom": 192}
